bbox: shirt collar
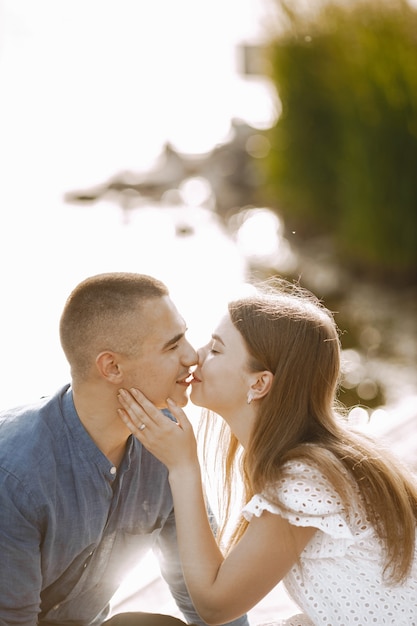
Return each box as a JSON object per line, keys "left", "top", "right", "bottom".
{"left": 59, "top": 384, "right": 130, "bottom": 482}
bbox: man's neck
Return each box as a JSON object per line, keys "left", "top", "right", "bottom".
{"left": 72, "top": 384, "right": 130, "bottom": 467}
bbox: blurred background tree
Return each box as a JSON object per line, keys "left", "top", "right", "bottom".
{"left": 259, "top": 0, "right": 417, "bottom": 285}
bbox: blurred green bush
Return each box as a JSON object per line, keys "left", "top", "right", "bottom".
{"left": 261, "top": 0, "right": 417, "bottom": 284}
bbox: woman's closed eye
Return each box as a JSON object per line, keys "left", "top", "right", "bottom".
{"left": 209, "top": 341, "right": 221, "bottom": 354}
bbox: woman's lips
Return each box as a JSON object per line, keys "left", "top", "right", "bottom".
{"left": 191, "top": 373, "right": 201, "bottom": 383}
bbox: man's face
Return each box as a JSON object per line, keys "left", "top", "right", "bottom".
{"left": 120, "top": 296, "right": 197, "bottom": 408}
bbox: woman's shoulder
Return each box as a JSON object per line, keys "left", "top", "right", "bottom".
{"left": 243, "top": 454, "right": 360, "bottom": 529}
{"left": 242, "top": 455, "right": 370, "bottom": 556}
{"left": 274, "top": 453, "right": 346, "bottom": 492}
{"left": 255, "top": 457, "right": 345, "bottom": 509}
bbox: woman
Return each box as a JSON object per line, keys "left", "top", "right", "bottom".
{"left": 118, "top": 279, "right": 417, "bottom": 625}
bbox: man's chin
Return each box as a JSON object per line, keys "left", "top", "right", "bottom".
{"left": 173, "top": 396, "right": 188, "bottom": 409}
{"left": 168, "top": 392, "right": 189, "bottom": 409}
{"left": 148, "top": 393, "right": 188, "bottom": 410}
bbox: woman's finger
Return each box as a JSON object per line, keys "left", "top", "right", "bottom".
{"left": 131, "top": 388, "right": 172, "bottom": 420}
{"left": 129, "top": 388, "right": 169, "bottom": 426}
{"left": 117, "top": 389, "right": 149, "bottom": 428}
{"left": 118, "top": 388, "right": 180, "bottom": 434}
{"left": 166, "top": 398, "right": 189, "bottom": 431}
{"left": 117, "top": 407, "right": 147, "bottom": 436}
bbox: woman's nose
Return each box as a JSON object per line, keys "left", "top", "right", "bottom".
{"left": 197, "top": 346, "right": 206, "bottom": 365}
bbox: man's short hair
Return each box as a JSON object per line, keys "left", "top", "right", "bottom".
{"left": 59, "top": 272, "right": 169, "bottom": 380}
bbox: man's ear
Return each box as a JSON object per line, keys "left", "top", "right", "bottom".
{"left": 95, "top": 351, "right": 123, "bottom": 382}
{"left": 250, "top": 370, "right": 274, "bottom": 400}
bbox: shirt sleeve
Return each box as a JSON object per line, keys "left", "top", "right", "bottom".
{"left": 0, "top": 469, "right": 42, "bottom": 623}
{"left": 155, "top": 509, "right": 249, "bottom": 626}
{"left": 242, "top": 460, "right": 356, "bottom": 558}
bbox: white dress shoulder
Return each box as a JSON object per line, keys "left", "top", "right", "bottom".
{"left": 242, "top": 459, "right": 417, "bottom": 625}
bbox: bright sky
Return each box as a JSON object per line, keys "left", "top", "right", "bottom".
{"left": 2, "top": 0, "right": 416, "bottom": 196}
{"left": 0, "top": 0, "right": 277, "bottom": 195}
{"left": 0, "top": 0, "right": 280, "bottom": 409}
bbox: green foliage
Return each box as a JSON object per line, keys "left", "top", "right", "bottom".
{"left": 262, "top": 0, "right": 417, "bottom": 282}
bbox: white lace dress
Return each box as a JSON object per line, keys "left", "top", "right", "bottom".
{"left": 242, "top": 460, "right": 417, "bottom": 625}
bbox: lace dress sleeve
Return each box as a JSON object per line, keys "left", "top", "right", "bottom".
{"left": 242, "top": 460, "right": 358, "bottom": 558}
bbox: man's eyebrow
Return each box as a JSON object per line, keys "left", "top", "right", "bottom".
{"left": 162, "top": 332, "right": 185, "bottom": 350}
{"left": 211, "top": 333, "right": 225, "bottom": 346}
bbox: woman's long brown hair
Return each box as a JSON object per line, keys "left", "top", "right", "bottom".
{"left": 200, "top": 279, "right": 417, "bottom": 583}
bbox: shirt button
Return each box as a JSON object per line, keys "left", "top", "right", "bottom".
{"left": 110, "top": 466, "right": 117, "bottom": 475}
{"left": 53, "top": 604, "right": 60, "bottom": 610}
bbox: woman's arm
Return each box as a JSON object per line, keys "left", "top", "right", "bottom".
{"left": 117, "top": 389, "right": 315, "bottom": 625}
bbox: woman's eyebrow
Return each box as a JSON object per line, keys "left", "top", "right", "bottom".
{"left": 211, "top": 333, "right": 225, "bottom": 346}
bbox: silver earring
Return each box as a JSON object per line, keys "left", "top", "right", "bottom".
{"left": 247, "top": 391, "right": 254, "bottom": 404}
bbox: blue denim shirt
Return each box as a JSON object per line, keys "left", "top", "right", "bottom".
{"left": 0, "top": 385, "right": 249, "bottom": 626}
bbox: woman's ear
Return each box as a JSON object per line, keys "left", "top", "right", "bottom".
{"left": 250, "top": 370, "right": 274, "bottom": 400}
{"left": 96, "top": 351, "right": 123, "bottom": 382}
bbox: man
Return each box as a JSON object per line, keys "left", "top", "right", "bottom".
{"left": 0, "top": 272, "right": 248, "bottom": 626}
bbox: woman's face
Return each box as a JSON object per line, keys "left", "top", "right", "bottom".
{"left": 190, "top": 312, "right": 253, "bottom": 419}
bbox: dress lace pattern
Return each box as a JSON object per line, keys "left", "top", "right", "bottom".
{"left": 242, "top": 460, "right": 417, "bottom": 625}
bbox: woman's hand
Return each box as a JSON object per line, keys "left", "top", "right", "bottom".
{"left": 117, "top": 388, "right": 199, "bottom": 473}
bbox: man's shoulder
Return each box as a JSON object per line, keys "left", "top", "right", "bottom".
{"left": 0, "top": 386, "right": 68, "bottom": 476}
{"left": 0, "top": 388, "right": 61, "bottom": 428}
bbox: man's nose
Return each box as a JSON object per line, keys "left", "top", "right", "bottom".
{"left": 183, "top": 341, "right": 198, "bottom": 366}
